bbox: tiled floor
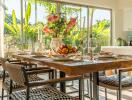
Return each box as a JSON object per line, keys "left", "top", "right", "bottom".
{"left": 0, "top": 79, "right": 132, "bottom": 100}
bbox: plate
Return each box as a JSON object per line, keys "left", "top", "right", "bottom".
{"left": 32, "top": 55, "right": 47, "bottom": 58}
{"left": 97, "top": 56, "right": 117, "bottom": 60}
{"left": 52, "top": 57, "right": 73, "bottom": 61}
{"left": 52, "top": 54, "right": 74, "bottom": 58}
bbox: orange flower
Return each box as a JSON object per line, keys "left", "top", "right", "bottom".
{"left": 65, "top": 18, "right": 77, "bottom": 32}
{"left": 47, "top": 14, "right": 59, "bottom": 23}
{"left": 42, "top": 26, "right": 54, "bottom": 35}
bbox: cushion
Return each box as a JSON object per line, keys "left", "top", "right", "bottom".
{"left": 11, "top": 85, "right": 74, "bottom": 100}
{"left": 99, "top": 75, "right": 132, "bottom": 88}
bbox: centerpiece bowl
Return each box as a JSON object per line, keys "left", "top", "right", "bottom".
{"left": 51, "top": 44, "right": 77, "bottom": 61}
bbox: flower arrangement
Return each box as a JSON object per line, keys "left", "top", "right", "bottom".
{"left": 42, "top": 13, "right": 77, "bottom": 38}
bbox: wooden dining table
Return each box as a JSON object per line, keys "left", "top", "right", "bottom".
{"left": 11, "top": 54, "right": 132, "bottom": 100}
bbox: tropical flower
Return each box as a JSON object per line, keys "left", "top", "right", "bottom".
{"left": 42, "top": 13, "right": 77, "bottom": 38}
{"left": 47, "top": 14, "right": 59, "bottom": 23}
{"left": 65, "top": 18, "right": 77, "bottom": 32}
{"left": 42, "top": 26, "right": 54, "bottom": 35}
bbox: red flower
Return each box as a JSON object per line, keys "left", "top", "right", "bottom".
{"left": 47, "top": 14, "right": 59, "bottom": 23}
{"left": 42, "top": 26, "right": 54, "bottom": 35}
{"left": 65, "top": 18, "right": 77, "bottom": 32}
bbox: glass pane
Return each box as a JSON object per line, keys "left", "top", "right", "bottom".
{"left": 89, "top": 8, "right": 111, "bottom": 52}
{"left": 61, "top": 4, "right": 88, "bottom": 54}
{"left": 22, "top": 0, "right": 57, "bottom": 51}
{"left": 35, "top": 1, "right": 57, "bottom": 50}
{"left": 4, "top": 0, "right": 21, "bottom": 56}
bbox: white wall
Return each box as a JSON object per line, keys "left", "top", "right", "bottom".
{"left": 0, "top": 0, "right": 4, "bottom": 57}
{"left": 118, "top": 0, "right": 132, "bottom": 9}
{"left": 115, "top": 0, "right": 132, "bottom": 40}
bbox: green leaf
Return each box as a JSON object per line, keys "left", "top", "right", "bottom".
{"left": 12, "top": 10, "right": 19, "bottom": 32}
{"left": 12, "top": 10, "right": 17, "bottom": 26}
{"left": 4, "top": 22, "right": 16, "bottom": 35}
{"left": 25, "top": 3, "right": 31, "bottom": 26}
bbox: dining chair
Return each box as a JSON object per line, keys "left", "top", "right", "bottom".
{"left": 5, "top": 62, "right": 83, "bottom": 100}
{"left": 82, "top": 70, "right": 106, "bottom": 100}
{"left": 0, "top": 63, "right": 8, "bottom": 79}
{"left": 0, "top": 58, "right": 23, "bottom": 79}
{"left": 0, "top": 57, "right": 54, "bottom": 100}
{"left": 99, "top": 68, "right": 132, "bottom": 100}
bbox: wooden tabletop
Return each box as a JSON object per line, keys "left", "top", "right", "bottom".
{"left": 12, "top": 54, "right": 132, "bottom": 75}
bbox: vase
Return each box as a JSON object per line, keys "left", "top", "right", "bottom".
{"left": 31, "top": 41, "right": 35, "bottom": 53}
{"left": 50, "top": 38, "right": 62, "bottom": 52}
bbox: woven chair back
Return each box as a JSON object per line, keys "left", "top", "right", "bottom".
{"left": 5, "top": 63, "right": 26, "bottom": 85}
{"left": 0, "top": 57, "right": 8, "bottom": 71}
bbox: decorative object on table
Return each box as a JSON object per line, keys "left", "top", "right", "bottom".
{"left": 42, "top": 13, "right": 77, "bottom": 50}
{"left": 37, "top": 29, "right": 45, "bottom": 53}
{"left": 57, "top": 44, "right": 77, "bottom": 55}
{"left": 50, "top": 38, "right": 62, "bottom": 51}
{"left": 51, "top": 44, "right": 77, "bottom": 61}
{"left": 36, "top": 42, "right": 45, "bottom": 54}
{"left": 88, "top": 38, "right": 97, "bottom": 60}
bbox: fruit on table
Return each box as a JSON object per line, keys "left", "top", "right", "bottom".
{"left": 57, "top": 45, "right": 77, "bottom": 54}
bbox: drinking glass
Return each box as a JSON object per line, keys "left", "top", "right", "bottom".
{"left": 88, "top": 38, "right": 97, "bottom": 60}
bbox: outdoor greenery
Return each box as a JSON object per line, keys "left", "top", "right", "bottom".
{"left": 4, "top": 3, "right": 43, "bottom": 50}
{"left": 92, "top": 19, "right": 111, "bottom": 46}
{"left": 4, "top": 0, "right": 111, "bottom": 52}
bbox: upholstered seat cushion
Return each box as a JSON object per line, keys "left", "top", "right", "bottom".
{"left": 11, "top": 85, "right": 74, "bottom": 100}
{"left": 99, "top": 75, "right": 132, "bottom": 88}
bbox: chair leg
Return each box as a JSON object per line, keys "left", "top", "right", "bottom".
{"left": 117, "top": 90, "right": 119, "bottom": 100}
{"left": 49, "top": 72, "right": 52, "bottom": 79}
{"left": 54, "top": 70, "right": 57, "bottom": 79}
{"left": 71, "top": 80, "right": 74, "bottom": 86}
{"left": 1, "top": 88, "right": 4, "bottom": 100}
{"left": 105, "top": 88, "right": 107, "bottom": 100}
{"left": 86, "top": 79, "right": 89, "bottom": 96}
{"left": 26, "top": 87, "right": 30, "bottom": 100}
{"left": 118, "top": 89, "right": 121, "bottom": 100}
{"left": 117, "top": 90, "right": 121, "bottom": 100}
{"left": 7, "top": 92, "right": 11, "bottom": 100}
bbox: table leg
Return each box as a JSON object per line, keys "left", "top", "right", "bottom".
{"left": 79, "top": 77, "right": 83, "bottom": 100}
{"left": 60, "top": 71, "right": 66, "bottom": 93}
{"left": 93, "top": 72, "right": 99, "bottom": 100}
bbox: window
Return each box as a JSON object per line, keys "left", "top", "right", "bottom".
{"left": 60, "top": 4, "right": 88, "bottom": 54}
{"left": 90, "top": 8, "right": 112, "bottom": 46}
{"left": 4, "top": 0, "right": 112, "bottom": 54}
{"left": 4, "top": 0, "right": 21, "bottom": 54}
